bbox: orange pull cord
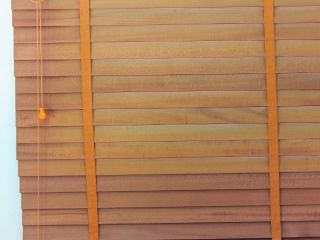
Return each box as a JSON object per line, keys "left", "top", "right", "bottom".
{"left": 37, "top": 0, "right": 46, "bottom": 121}
{"left": 31, "top": 0, "right": 46, "bottom": 239}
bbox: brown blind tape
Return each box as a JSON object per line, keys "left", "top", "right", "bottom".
{"left": 263, "top": 0, "right": 282, "bottom": 239}
{"left": 80, "top": 0, "right": 99, "bottom": 239}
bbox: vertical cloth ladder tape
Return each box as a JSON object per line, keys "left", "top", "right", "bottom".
{"left": 80, "top": 0, "right": 99, "bottom": 239}
{"left": 263, "top": 0, "right": 282, "bottom": 239}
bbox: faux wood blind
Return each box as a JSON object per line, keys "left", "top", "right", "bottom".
{"left": 13, "top": 0, "right": 320, "bottom": 239}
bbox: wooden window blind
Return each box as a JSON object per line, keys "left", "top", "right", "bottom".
{"left": 12, "top": 0, "right": 320, "bottom": 239}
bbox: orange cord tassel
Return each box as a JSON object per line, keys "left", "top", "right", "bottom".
{"left": 38, "top": 107, "right": 46, "bottom": 121}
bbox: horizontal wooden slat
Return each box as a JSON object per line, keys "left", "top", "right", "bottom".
{"left": 15, "top": 24, "right": 264, "bottom": 43}
{"left": 18, "top": 155, "right": 320, "bottom": 176}
{"left": 14, "top": 40, "right": 320, "bottom": 60}
{"left": 14, "top": 73, "right": 320, "bottom": 94}
{"left": 279, "top": 106, "right": 320, "bottom": 123}
{"left": 11, "top": 0, "right": 320, "bottom": 10}
{"left": 14, "top": 57, "right": 320, "bottom": 77}
{"left": 12, "top": 7, "right": 320, "bottom": 27}
{"left": 23, "top": 222, "right": 320, "bottom": 240}
{"left": 13, "top": 8, "right": 263, "bottom": 27}
{"left": 280, "top": 123, "right": 320, "bottom": 139}
{"left": 93, "top": 91, "right": 266, "bottom": 109}
{"left": 17, "top": 143, "right": 84, "bottom": 160}
{"left": 95, "top": 140, "right": 267, "bottom": 159}
{"left": 15, "top": 123, "right": 267, "bottom": 143}
{"left": 94, "top": 108, "right": 267, "bottom": 125}
{"left": 94, "top": 124, "right": 267, "bottom": 142}
{"left": 276, "top": 23, "right": 320, "bottom": 40}
{"left": 19, "top": 173, "right": 320, "bottom": 193}
{"left": 16, "top": 93, "right": 82, "bottom": 110}
{"left": 16, "top": 127, "right": 83, "bottom": 143}
{"left": 15, "top": 77, "right": 82, "bottom": 94}
{"left": 17, "top": 139, "right": 320, "bottom": 160}
{"left": 19, "top": 157, "right": 268, "bottom": 176}
{"left": 14, "top": 26, "right": 80, "bottom": 43}
{"left": 16, "top": 106, "right": 320, "bottom": 127}
{"left": 277, "top": 40, "right": 320, "bottom": 56}
{"left": 278, "top": 73, "right": 320, "bottom": 90}
{"left": 15, "top": 41, "right": 265, "bottom": 60}
{"left": 21, "top": 189, "right": 320, "bottom": 209}
{"left": 16, "top": 110, "right": 83, "bottom": 127}
{"left": 22, "top": 205, "right": 320, "bottom": 225}
{"left": 275, "top": 6, "right": 320, "bottom": 23}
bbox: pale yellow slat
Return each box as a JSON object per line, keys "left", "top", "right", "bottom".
{"left": 18, "top": 156, "right": 320, "bottom": 177}
{"left": 95, "top": 140, "right": 267, "bottom": 159}
{"left": 94, "top": 91, "right": 267, "bottom": 109}
{"left": 91, "top": 24, "right": 264, "bottom": 42}
{"left": 92, "top": 74, "right": 266, "bottom": 92}
{"left": 94, "top": 124, "right": 267, "bottom": 142}
{"left": 94, "top": 108, "right": 267, "bottom": 125}
{"left": 15, "top": 41, "right": 265, "bottom": 60}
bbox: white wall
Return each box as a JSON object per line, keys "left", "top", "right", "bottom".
{"left": 0, "top": 1, "right": 22, "bottom": 239}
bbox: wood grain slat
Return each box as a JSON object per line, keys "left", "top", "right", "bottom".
{"left": 23, "top": 222, "right": 320, "bottom": 240}
{"left": 18, "top": 155, "right": 320, "bottom": 177}
{"left": 21, "top": 189, "right": 320, "bottom": 210}
{"left": 276, "top": 23, "right": 320, "bottom": 40}
{"left": 16, "top": 77, "right": 82, "bottom": 94}
{"left": 19, "top": 173, "right": 320, "bottom": 193}
{"left": 13, "top": 8, "right": 263, "bottom": 27}
{"left": 11, "top": 0, "right": 320, "bottom": 10}
{"left": 16, "top": 106, "right": 320, "bottom": 127}
{"left": 14, "top": 40, "right": 320, "bottom": 61}
{"left": 21, "top": 205, "right": 320, "bottom": 225}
